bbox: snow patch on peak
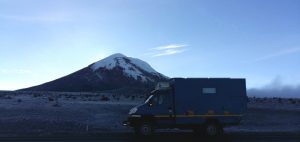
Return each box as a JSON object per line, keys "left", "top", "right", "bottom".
{"left": 127, "top": 57, "right": 157, "bottom": 73}
{"left": 90, "top": 53, "right": 164, "bottom": 82}
{"left": 108, "top": 53, "right": 126, "bottom": 58}
{"left": 91, "top": 53, "right": 126, "bottom": 70}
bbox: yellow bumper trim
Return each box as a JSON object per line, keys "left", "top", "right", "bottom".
{"left": 154, "top": 114, "right": 243, "bottom": 118}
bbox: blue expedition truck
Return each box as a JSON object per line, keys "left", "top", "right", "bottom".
{"left": 123, "top": 78, "right": 247, "bottom": 136}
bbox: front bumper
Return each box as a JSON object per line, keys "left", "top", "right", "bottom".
{"left": 123, "top": 115, "right": 141, "bottom": 127}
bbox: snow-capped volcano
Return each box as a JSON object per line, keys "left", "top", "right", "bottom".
{"left": 20, "top": 53, "right": 168, "bottom": 92}
{"left": 90, "top": 53, "right": 165, "bottom": 82}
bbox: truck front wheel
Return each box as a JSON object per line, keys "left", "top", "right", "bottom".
{"left": 134, "top": 123, "right": 154, "bottom": 136}
{"left": 205, "top": 123, "right": 223, "bottom": 136}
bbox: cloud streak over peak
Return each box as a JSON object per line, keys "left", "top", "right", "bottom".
{"left": 152, "top": 44, "right": 188, "bottom": 50}
{"left": 150, "top": 44, "right": 189, "bottom": 57}
{"left": 153, "top": 49, "right": 187, "bottom": 57}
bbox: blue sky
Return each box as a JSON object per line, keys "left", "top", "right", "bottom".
{"left": 0, "top": 0, "right": 300, "bottom": 90}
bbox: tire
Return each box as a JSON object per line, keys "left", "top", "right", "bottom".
{"left": 205, "top": 123, "right": 223, "bottom": 137}
{"left": 193, "top": 127, "right": 205, "bottom": 135}
{"left": 134, "top": 123, "right": 154, "bottom": 136}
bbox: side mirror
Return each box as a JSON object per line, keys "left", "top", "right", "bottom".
{"left": 148, "top": 100, "right": 154, "bottom": 107}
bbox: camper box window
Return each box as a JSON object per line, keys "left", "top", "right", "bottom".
{"left": 202, "top": 88, "right": 216, "bottom": 94}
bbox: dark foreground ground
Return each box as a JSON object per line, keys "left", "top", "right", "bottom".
{"left": 0, "top": 92, "right": 299, "bottom": 141}
{"left": 0, "top": 132, "right": 299, "bottom": 142}
{"left": 0, "top": 93, "right": 299, "bottom": 135}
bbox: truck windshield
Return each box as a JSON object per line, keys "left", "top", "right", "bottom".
{"left": 144, "top": 95, "right": 153, "bottom": 103}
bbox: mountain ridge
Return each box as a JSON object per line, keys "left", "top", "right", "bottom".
{"left": 20, "top": 53, "right": 168, "bottom": 93}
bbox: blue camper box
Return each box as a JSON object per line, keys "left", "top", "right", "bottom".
{"left": 123, "top": 78, "right": 247, "bottom": 136}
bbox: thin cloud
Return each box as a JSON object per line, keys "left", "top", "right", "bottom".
{"left": 149, "top": 44, "right": 189, "bottom": 57}
{"left": 253, "top": 47, "right": 300, "bottom": 62}
{"left": 0, "top": 69, "right": 32, "bottom": 75}
{"left": 152, "top": 44, "right": 188, "bottom": 50}
{"left": 153, "top": 49, "right": 187, "bottom": 57}
{"left": 0, "top": 12, "right": 72, "bottom": 23}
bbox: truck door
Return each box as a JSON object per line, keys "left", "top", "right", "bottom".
{"left": 150, "top": 90, "right": 175, "bottom": 127}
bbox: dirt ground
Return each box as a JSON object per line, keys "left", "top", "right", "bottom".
{"left": 0, "top": 91, "right": 299, "bottom": 136}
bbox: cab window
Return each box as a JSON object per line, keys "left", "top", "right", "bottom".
{"left": 153, "top": 95, "right": 163, "bottom": 105}
{"left": 152, "top": 92, "right": 172, "bottom": 106}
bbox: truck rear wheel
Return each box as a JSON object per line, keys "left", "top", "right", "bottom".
{"left": 193, "top": 127, "right": 205, "bottom": 135}
{"left": 134, "top": 123, "right": 154, "bottom": 136}
{"left": 205, "top": 123, "right": 223, "bottom": 137}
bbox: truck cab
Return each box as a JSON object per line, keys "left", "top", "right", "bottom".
{"left": 123, "top": 78, "right": 247, "bottom": 136}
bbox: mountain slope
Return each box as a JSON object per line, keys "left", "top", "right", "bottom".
{"left": 20, "top": 53, "right": 168, "bottom": 92}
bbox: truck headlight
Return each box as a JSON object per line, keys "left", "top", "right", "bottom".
{"left": 129, "top": 107, "right": 138, "bottom": 115}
